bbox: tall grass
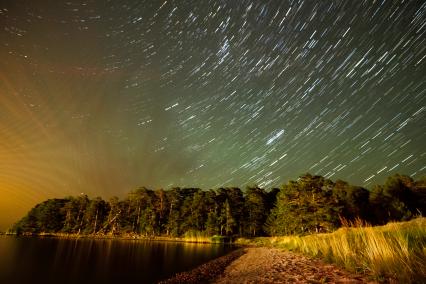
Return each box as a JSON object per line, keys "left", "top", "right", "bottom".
{"left": 183, "top": 230, "right": 213, "bottom": 243}
{"left": 183, "top": 230, "right": 233, "bottom": 243}
{"left": 236, "top": 218, "right": 426, "bottom": 283}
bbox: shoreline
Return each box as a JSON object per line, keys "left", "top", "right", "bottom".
{"left": 160, "top": 247, "right": 373, "bottom": 284}
{"left": 215, "top": 247, "right": 373, "bottom": 284}
{"left": 4, "top": 232, "right": 235, "bottom": 245}
{"left": 7, "top": 218, "right": 424, "bottom": 283}
{"left": 159, "top": 248, "right": 246, "bottom": 284}
{"left": 0, "top": 232, "right": 378, "bottom": 283}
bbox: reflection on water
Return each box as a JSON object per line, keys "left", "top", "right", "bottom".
{"left": 0, "top": 236, "right": 233, "bottom": 284}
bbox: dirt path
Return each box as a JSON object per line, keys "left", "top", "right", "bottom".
{"left": 214, "top": 248, "right": 372, "bottom": 284}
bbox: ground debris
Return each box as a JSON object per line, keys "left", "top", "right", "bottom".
{"left": 159, "top": 249, "right": 246, "bottom": 284}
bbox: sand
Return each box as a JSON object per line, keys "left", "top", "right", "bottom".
{"left": 160, "top": 247, "right": 374, "bottom": 284}
{"left": 214, "top": 248, "right": 373, "bottom": 284}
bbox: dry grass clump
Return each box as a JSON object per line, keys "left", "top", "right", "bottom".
{"left": 236, "top": 218, "right": 426, "bottom": 283}
{"left": 183, "top": 230, "right": 216, "bottom": 243}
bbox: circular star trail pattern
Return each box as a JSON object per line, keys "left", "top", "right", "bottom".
{"left": 0, "top": 0, "right": 425, "bottom": 228}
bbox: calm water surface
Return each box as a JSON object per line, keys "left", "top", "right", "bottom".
{"left": 0, "top": 236, "right": 234, "bottom": 284}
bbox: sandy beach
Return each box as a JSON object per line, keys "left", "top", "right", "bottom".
{"left": 214, "top": 248, "right": 372, "bottom": 284}
{"left": 161, "top": 247, "right": 373, "bottom": 283}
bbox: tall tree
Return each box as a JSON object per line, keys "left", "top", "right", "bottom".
{"left": 267, "top": 174, "right": 342, "bottom": 235}
{"left": 220, "top": 199, "right": 236, "bottom": 236}
{"left": 165, "top": 187, "right": 183, "bottom": 236}
{"left": 333, "top": 180, "right": 370, "bottom": 222}
{"left": 244, "top": 186, "right": 267, "bottom": 236}
{"left": 84, "top": 197, "right": 109, "bottom": 234}
{"left": 102, "top": 196, "right": 121, "bottom": 234}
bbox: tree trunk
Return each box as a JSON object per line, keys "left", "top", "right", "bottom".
{"left": 93, "top": 209, "right": 98, "bottom": 234}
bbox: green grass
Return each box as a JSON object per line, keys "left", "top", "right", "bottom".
{"left": 12, "top": 230, "right": 232, "bottom": 244}
{"left": 183, "top": 231, "right": 231, "bottom": 243}
{"left": 182, "top": 230, "right": 213, "bottom": 243}
{"left": 235, "top": 218, "right": 426, "bottom": 283}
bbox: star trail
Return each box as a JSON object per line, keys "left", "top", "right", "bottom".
{"left": 0, "top": 0, "right": 425, "bottom": 229}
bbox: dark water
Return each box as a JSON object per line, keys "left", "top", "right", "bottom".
{"left": 0, "top": 236, "right": 234, "bottom": 284}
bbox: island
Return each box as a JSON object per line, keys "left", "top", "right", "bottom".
{"left": 10, "top": 173, "right": 426, "bottom": 283}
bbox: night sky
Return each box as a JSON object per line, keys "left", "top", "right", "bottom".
{"left": 0, "top": 0, "right": 425, "bottom": 229}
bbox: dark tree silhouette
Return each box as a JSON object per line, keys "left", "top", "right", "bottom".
{"left": 12, "top": 173, "right": 425, "bottom": 237}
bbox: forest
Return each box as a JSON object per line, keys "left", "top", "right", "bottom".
{"left": 12, "top": 173, "right": 426, "bottom": 237}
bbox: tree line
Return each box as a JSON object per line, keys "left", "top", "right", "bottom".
{"left": 12, "top": 173, "right": 426, "bottom": 237}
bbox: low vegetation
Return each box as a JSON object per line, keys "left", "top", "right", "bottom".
{"left": 236, "top": 218, "right": 426, "bottom": 283}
